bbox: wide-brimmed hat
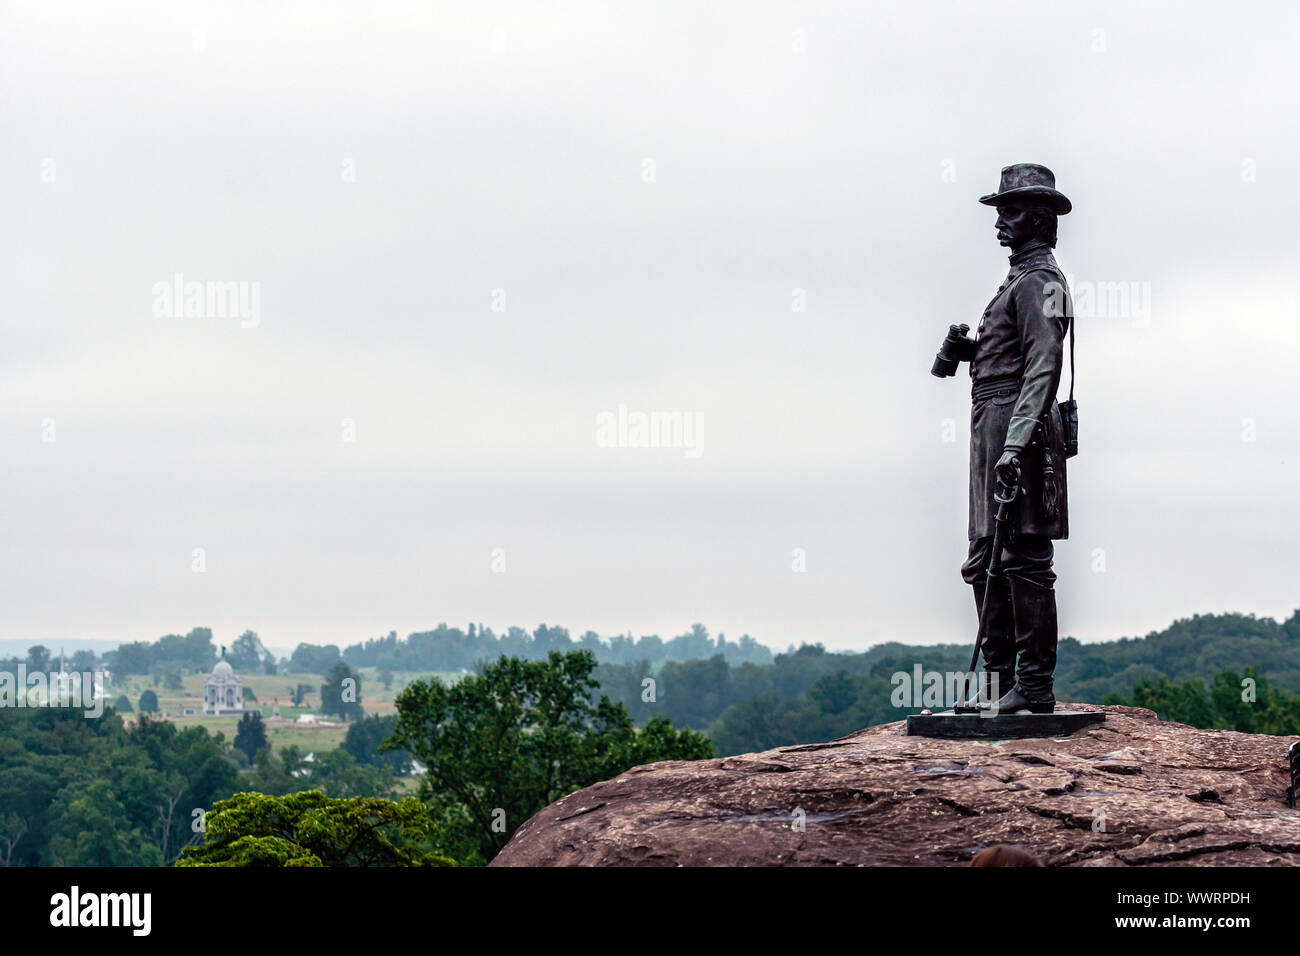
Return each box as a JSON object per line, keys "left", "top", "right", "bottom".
{"left": 978, "top": 163, "right": 1071, "bottom": 215}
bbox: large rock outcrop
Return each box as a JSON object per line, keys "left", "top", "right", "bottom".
{"left": 491, "top": 705, "right": 1300, "bottom": 866}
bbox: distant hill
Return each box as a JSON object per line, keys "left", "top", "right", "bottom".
{"left": 593, "top": 609, "right": 1300, "bottom": 755}
{"left": 1056, "top": 610, "right": 1300, "bottom": 699}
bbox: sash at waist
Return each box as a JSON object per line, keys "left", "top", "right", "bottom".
{"left": 971, "top": 374, "right": 1020, "bottom": 402}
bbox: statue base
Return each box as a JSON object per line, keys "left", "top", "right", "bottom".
{"left": 906, "top": 709, "right": 1105, "bottom": 739}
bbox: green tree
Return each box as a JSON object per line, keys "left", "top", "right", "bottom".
{"left": 299, "top": 750, "right": 399, "bottom": 800}
{"left": 26, "top": 645, "right": 51, "bottom": 673}
{"left": 234, "top": 713, "right": 268, "bottom": 763}
{"left": 139, "top": 689, "right": 159, "bottom": 713}
{"left": 247, "top": 745, "right": 305, "bottom": 796}
{"left": 320, "top": 662, "right": 363, "bottom": 721}
{"left": 109, "top": 641, "right": 153, "bottom": 676}
{"left": 178, "top": 791, "right": 455, "bottom": 867}
{"left": 127, "top": 715, "right": 240, "bottom": 864}
{"left": 115, "top": 694, "right": 134, "bottom": 713}
{"left": 1105, "top": 666, "right": 1300, "bottom": 735}
{"left": 343, "top": 714, "right": 410, "bottom": 774}
{"left": 384, "top": 650, "right": 711, "bottom": 864}
{"left": 0, "top": 707, "right": 236, "bottom": 866}
{"left": 1, "top": 813, "right": 26, "bottom": 866}
{"left": 153, "top": 628, "right": 217, "bottom": 671}
{"left": 290, "top": 643, "right": 342, "bottom": 676}
{"left": 48, "top": 780, "right": 162, "bottom": 866}
{"left": 228, "top": 630, "right": 267, "bottom": 672}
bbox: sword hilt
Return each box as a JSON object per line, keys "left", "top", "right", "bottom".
{"left": 994, "top": 456, "right": 1021, "bottom": 504}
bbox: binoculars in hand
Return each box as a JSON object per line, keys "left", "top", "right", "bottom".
{"left": 931, "top": 323, "right": 976, "bottom": 377}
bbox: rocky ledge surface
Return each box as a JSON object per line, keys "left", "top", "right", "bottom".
{"left": 491, "top": 705, "right": 1300, "bottom": 866}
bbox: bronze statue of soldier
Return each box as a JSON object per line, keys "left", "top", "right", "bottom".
{"left": 933, "top": 164, "right": 1074, "bottom": 715}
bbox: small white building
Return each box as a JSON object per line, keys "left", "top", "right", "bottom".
{"left": 203, "top": 655, "right": 247, "bottom": 716}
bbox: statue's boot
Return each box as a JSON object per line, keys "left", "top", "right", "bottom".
{"left": 987, "top": 576, "right": 1058, "bottom": 714}
{"left": 986, "top": 684, "right": 1054, "bottom": 714}
{"left": 962, "top": 579, "right": 1015, "bottom": 708}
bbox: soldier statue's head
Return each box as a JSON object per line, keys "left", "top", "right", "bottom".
{"left": 979, "top": 163, "right": 1071, "bottom": 252}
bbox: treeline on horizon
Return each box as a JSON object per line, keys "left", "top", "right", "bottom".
{"left": 242, "top": 608, "right": 1300, "bottom": 742}
{"left": 334, "top": 610, "right": 1300, "bottom": 698}
{"left": 596, "top": 609, "right": 1300, "bottom": 753}
{"left": 2, "top": 622, "right": 775, "bottom": 679}
{"left": 336, "top": 622, "right": 774, "bottom": 673}
{"left": 10, "top": 609, "right": 1300, "bottom": 712}
{"left": 18, "top": 607, "right": 1297, "bottom": 757}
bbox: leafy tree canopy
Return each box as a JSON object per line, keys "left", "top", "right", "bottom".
{"left": 385, "top": 650, "right": 711, "bottom": 863}
{"left": 178, "top": 791, "right": 454, "bottom": 867}
{"left": 227, "top": 630, "right": 268, "bottom": 672}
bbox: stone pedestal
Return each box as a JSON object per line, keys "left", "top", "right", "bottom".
{"left": 906, "top": 709, "right": 1104, "bottom": 739}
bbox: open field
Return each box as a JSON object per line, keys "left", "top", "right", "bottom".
{"left": 163, "top": 713, "right": 351, "bottom": 752}
{"left": 110, "top": 671, "right": 467, "bottom": 759}
{"left": 109, "top": 668, "right": 466, "bottom": 755}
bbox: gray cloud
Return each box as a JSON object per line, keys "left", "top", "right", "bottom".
{"left": 2, "top": 0, "right": 1297, "bottom": 652}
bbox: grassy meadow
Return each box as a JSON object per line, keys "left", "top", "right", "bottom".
{"left": 110, "top": 667, "right": 465, "bottom": 756}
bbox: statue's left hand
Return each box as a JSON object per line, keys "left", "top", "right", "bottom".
{"left": 995, "top": 450, "right": 1021, "bottom": 493}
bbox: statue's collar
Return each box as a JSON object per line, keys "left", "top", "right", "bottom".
{"left": 1008, "top": 240, "right": 1053, "bottom": 269}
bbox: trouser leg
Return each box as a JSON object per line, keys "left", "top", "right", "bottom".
{"left": 1001, "top": 535, "right": 1058, "bottom": 702}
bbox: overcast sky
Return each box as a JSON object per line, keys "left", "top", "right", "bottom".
{"left": 2, "top": 0, "right": 1297, "bottom": 655}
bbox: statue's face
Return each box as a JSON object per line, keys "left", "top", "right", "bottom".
{"left": 994, "top": 204, "right": 1039, "bottom": 248}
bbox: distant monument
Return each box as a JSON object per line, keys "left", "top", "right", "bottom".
{"left": 203, "top": 646, "right": 246, "bottom": 716}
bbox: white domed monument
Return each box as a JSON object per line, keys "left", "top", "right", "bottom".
{"left": 203, "top": 646, "right": 247, "bottom": 716}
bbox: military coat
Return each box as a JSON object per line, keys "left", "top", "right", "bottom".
{"left": 968, "top": 241, "right": 1071, "bottom": 540}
